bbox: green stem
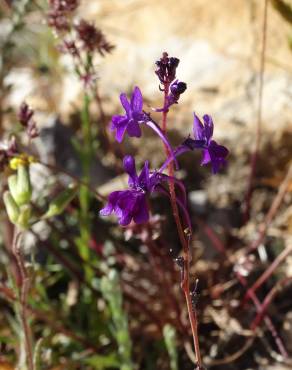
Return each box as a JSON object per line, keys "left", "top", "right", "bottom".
{"left": 78, "top": 93, "right": 93, "bottom": 278}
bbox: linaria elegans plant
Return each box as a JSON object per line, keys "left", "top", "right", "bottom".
{"left": 100, "top": 52, "right": 229, "bottom": 370}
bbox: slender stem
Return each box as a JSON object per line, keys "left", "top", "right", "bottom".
{"left": 162, "top": 86, "right": 202, "bottom": 369}
{"left": 159, "top": 146, "right": 189, "bottom": 173}
{"left": 244, "top": 0, "right": 268, "bottom": 222}
{"left": 145, "top": 118, "right": 178, "bottom": 169}
{"left": 12, "top": 228, "right": 34, "bottom": 370}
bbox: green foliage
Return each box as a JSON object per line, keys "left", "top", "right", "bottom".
{"left": 163, "top": 324, "right": 178, "bottom": 370}
{"left": 85, "top": 354, "right": 120, "bottom": 369}
{"left": 100, "top": 270, "right": 134, "bottom": 370}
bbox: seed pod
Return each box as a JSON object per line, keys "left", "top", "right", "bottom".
{"left": 42, "top": 184, "right": 78, "bottom": 219}
{"left": 3, "top": 191, "right": 20, "bottom": 224}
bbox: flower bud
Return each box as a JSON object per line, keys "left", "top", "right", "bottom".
{"left": 42, "top": 184, "right": 78, "bottom": 219}
{"left": 3, "top": 191, "right": 20, "bottom": 225}
{"left": 15, "top": 165, "right": 32, "bottom": 206}
{"left": 123, "top": 155, "right": 135, "bottom": 176}
{"left": 8, "top": 174, "right": 18, "bottom": 202}
{"left": 170, "top": 81, "right": 187, "bottom": 95}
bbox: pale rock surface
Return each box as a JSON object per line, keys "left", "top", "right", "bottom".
{"left": 78, "top": 0, "right": 292, "bottom": 138}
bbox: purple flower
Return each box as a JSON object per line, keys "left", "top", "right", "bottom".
{"left": 183, "top": 113, "right": 229, "bottom": 174}
{"left": 111, "top": 87, "right": 146, "bottom": 143}
{"left": 100, "top": 155, "right": 162, "bottom": 226}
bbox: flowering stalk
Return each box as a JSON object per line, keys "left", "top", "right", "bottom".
{"left": 101, "top": 52, "right": 229, "bottom": 368}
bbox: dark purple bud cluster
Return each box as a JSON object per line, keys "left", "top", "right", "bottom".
{"left": 47, "top": 0, "right": 114, "bottom": 88}
{"left": 75, "top": 20, "right": 114, "bottom": 56}
{"left": 155, "top": 52, "right": 180, "bottom": 85}
{"left": 48, "top": 0, "right": 78, "bottom": 32}
{"left": 18, "top": 102, "right": 39, "bottom": 140}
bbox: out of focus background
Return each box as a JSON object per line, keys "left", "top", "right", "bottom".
{"left": 0, "top": 0, "right": 292, "bottom": 369}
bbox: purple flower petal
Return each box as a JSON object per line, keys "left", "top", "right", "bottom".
{"left": 115, "top": 120, "right": 129, "bottom": 143}
{"left": 209, "top": 140, "right": 229, "bottom": 158}
{"left": 133, "top": 194, "right": 149, "bottom": 223}
{"left": 201, "top": 149, "right": 211, "bottom": 165}
{"left": 202, "top": 114, "right": 214, "bottom": 143}
{"left": 99, "top": 191, "right": 121, "bottom": 216}
{"left": 116, "top": 191, "right": 137, "bottom": 225}
{"left": 127, "top": 121, "right": 142, "bottom": 137}
{"left": 138, "top": 160, "right": 150, "bottom": 189}
{"left": 111, "top": 115, "right": 126, "bottom": 130}
{"left": 200, "top": 140, "right": 229, "bottom": 173}
{"left": 130, "top": 86, "right": 143, "bottom": 112}
{"left": 193, "top": 113, "right": 204, "bottom": 140}
{"left": 120, "top": 93, "right": 131, "bottom": 116}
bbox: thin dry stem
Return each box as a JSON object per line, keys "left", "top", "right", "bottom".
{"left": 244, "top": 243, "right": 292, "bottom": 303}
{"left": 244, "top": 0, "right": 269, "bottom": 222}
{"left": 247, "top": 163, "right": 292, "bottom": 254}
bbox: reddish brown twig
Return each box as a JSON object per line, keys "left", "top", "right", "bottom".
{"left": 243, "top": 243, "right": 292, "bottom": 304}
{"left": 251, "top": 276, "right": 292, "bottom": 330}
{"left": 247, "top": 164, "right": 292, "bottom": 254}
